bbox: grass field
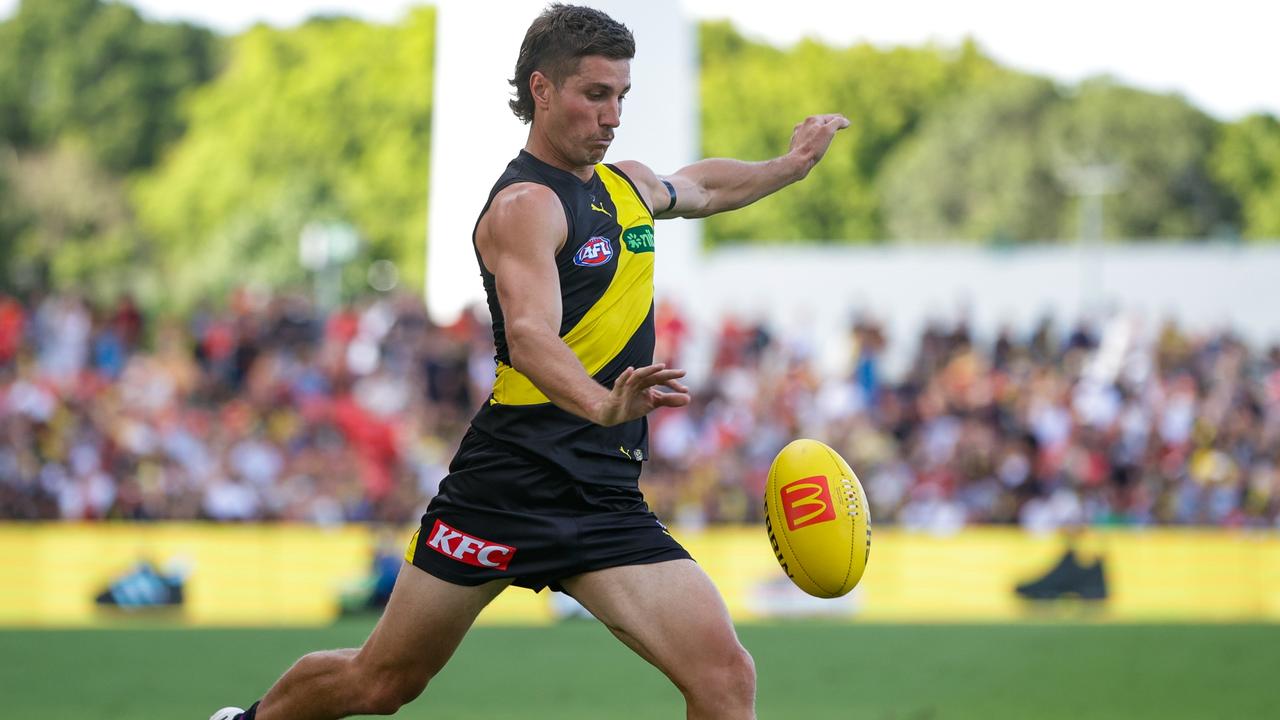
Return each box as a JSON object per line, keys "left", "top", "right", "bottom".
{"left": 2, "top": 619, "right": 1276, "bottom": 719}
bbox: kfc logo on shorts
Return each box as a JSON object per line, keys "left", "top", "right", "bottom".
{"left": 426, "top": 520, "right": 516, "bottom": 570}
{"left": 574, "top": 236, "right": 614, "bottom": 267}
{"left": 780, "top": 476, "right": 837, "bottom": 531}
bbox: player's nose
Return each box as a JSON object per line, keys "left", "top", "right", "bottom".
{"left": 600, "top": 100, "right": 621, "bottom": 128}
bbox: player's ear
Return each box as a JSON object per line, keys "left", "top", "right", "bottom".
{"left": 530, "top": 71, "right": 553, "bottom": 113}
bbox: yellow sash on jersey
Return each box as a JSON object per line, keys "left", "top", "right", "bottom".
{"left": 491, "top": 164, "right": 654, "bottom": 406}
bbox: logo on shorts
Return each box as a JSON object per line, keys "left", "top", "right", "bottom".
{"left": 780, "top": 476, "right": 837, "bottom": 531}
{"left": 574, "top": 236, "right": 614, "bottom": 267}
{"left": 426, "top": 519, "right": 516, "bottom": 570}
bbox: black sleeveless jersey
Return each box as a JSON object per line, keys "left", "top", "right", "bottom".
{"left": 469, "top": 150, "right": 658, "bottom": 486}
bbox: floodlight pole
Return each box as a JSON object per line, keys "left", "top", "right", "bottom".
{"left": 299, "top": 222, "right": 359, "bottom": 312}
{"left": 1061, "top": 164, "right": 1125, "bottom": 319}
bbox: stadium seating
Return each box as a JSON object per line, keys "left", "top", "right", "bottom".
{"left": 1, "top": 291, "right": 1276, "bottom": 530}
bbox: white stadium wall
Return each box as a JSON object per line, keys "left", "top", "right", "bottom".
{"left": 676, "top": 242, "right": 1280, "bottom": 381}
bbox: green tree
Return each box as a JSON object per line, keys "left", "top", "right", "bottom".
{"left": 1, "top": 142, "right": 144, "bottom": 299}
{"left": 0, "top": 0, "right": 218, "bottom": 298}
{"left": 0, "top": 0, "right": 220, "bottom": 173}
{"left": 1042, "top": 78, "right": 1237, "bottom": 240}
{"left": 881, "top": 76, "right": 1240, "bottom": 242}
{"left": 0, "top": 150, "right": 33, "bottom": 287}
{"left": 698, "top": 22, "right": 1001, "bottom": 244}
{"left": 880, "top": 73, "right": 1064, "bottom": 242}
{"left": 1211, "top": 113, "right": 1280, "bottom": 239}
{"left": 132, "top": 9, "right": 436, "bottom": 308}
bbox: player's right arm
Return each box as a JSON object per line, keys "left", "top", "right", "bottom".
{"left": 476, "top": 183, "right": 690, "bottom": 428}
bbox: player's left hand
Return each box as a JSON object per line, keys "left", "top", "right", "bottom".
{"left": 594, "top": 363, "right": 690, "bottom": 427}
{"left": 788, "top": 113, "right": 850, "bottom": 172}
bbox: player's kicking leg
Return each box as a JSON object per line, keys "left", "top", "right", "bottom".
{"left": 210, "top": 563, "right": 508, "bottom": 720}
{"left": 560, "top": 559, "right": 757, "bottom": 720}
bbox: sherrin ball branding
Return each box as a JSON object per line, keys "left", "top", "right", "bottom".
{"left": 765, "top": 438, "right": 871, "bottom": 598}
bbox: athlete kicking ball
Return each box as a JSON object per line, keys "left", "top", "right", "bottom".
{"left": 211, "top": 5, "right": 846, "bottom": 719}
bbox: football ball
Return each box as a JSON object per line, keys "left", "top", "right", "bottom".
{"left": 764, "top": 438, "right": 871, "bottom": 598}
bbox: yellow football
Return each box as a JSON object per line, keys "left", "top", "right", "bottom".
{"left": 764, "top": 438, "right": 871, "bottom": 598}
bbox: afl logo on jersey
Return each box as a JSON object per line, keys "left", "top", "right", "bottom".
{"left": 574, "top": 236, "right": 615, "bottom": 267}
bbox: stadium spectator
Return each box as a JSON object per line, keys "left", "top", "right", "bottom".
{"left": 1, "top": 291, "right": 1277, "bottom": 531}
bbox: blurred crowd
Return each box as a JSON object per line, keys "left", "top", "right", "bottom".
{"left": 2, "top": 291, "right": 1278, "bottom": 530}
{"left": 0, "top": 290, "right": 485, "bottom": 525}
{"left": 643, "top": 307, "right": 1280, "bottom": 531}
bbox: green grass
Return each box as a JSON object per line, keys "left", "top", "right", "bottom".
{"left": 1, "top": 620, "right": 1277, "bottom": 719}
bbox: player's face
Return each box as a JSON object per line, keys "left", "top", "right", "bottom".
{"left": 545, "top": 56, "right": 630, "bottom": 166}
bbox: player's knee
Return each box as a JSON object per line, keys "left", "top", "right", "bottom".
{"left": 689, "top": 644, "right": 756, "bottom": 707}
{"left": 724, "top": 645, "right": 757, "bottom": 701}
{"left": 356, "top": 668, "right": 431, "bottom": 715}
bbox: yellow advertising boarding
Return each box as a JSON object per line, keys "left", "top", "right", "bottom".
{"left": 0, "top": 524, "right": 1276, "bottom": 626}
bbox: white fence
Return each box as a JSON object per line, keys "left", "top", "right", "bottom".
{"left": 671, "top": 241, "right": 1280, "bottom": 380}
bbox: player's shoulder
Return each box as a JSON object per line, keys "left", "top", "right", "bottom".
{"left": 609, "top": 160, "right": 664, "bottom": 214}
{"left": 487, "top": 182, "right": 564, "bottom": 228}
{"left": 491, "top": 181, "right": 561, "bottom": 215}
{"left": 481, "top": 182, "right": 566, "bottom": 249}
{"left": 611, "top": 160, "right": 660, "bottom": 188}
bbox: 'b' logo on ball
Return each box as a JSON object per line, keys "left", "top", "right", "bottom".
{"left": 780, "top": 476, "right": 837, "bottom": 531}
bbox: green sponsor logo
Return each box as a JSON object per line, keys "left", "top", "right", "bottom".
{"left": 622, "top": 225, "right": 655, "bottom": 253}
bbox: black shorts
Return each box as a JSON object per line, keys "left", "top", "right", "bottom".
{"left": 405, "top": 428, "right": 691, "bottom": 592}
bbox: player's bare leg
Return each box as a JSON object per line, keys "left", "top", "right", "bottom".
{"left": 250, "top": 563, "right": 509, "bottom": 720}
{"left": 561, "top": 559, "right": 756, "bottom": 720}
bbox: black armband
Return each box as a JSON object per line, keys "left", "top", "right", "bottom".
{"left": 661, "top": 179, "right": 677, "bottom": 213}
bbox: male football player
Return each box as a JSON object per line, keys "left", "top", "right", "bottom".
{"left": 212, "top": 5, "right": 846, "bottom": 718}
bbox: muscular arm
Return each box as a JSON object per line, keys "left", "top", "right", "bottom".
{"left": 616, "top": 113, "right": 850, "bottom": 219}
{"left": 476, "top": 183, "right": 688, "bottom": 427}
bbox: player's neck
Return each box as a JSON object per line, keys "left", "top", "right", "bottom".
{"left": 524, "top": 130, "right": 594, "bottom": 183}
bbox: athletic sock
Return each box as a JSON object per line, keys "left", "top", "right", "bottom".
{"left": 240, "top": 701, "right": 261, "bottom": 720}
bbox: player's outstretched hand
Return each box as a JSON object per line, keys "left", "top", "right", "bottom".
{"left": 788, "top": 113, "right": 850, "bottom": 172}
{"left": 596, "top": 363, "right": 690, "bottom": 427}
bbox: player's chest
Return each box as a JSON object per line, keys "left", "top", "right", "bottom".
{"left": 559, "top": 186, "right": 655, "bottom": 284}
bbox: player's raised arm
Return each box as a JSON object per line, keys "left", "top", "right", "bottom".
{"left": 477, "top": 183, "right": 689, "bottom": 428}
{"left": 616, "top": 113, "right": 849, "bottom": 220}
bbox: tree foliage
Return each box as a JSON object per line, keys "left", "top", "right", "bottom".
{"left": 881, "top": 76, "right": 1241, "bottom": 243}
{"left": 0, "top": 151, "right": 31, "bottom": 286}
{"left": 131, "top": 9, "right": 436, "bottom": 308}
{"left": 1041, "top": 79, "right": 1236, "bottom": 240}
{"left": 880, "top": 73, "right": 1064, "bottom": 242}
{"left": 699, "top": 22, "right": 1002, "bottom": 244}
{"left": 0, "top": 0, "right": 217, "bottom": 299}
{"left": 2, "top": 7, "right": 1278, "bottom": 307}
{"left": 0, "top": 0, "right": 220, "bottom": 173}
{"left": 2, "top": 143, "right": 144, "bottom": 298}
{"left": 1212, "top": 113, "right": 1280, "bottom": 239}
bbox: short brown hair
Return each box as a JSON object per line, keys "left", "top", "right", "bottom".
{"left": 508, "top": 4, "right": 635, "bottom": 124}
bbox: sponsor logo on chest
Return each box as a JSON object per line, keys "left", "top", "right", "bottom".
{"left": 622, "top": 224, "right": 655, "bottom": 254}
